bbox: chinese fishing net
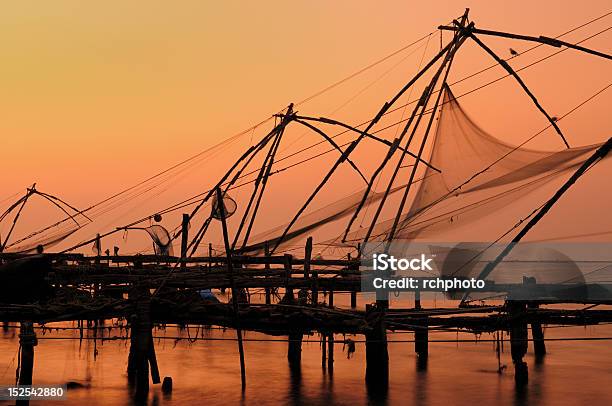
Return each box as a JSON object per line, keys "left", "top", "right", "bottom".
{"left": 243, "top": 86, "right": 604, "bottom": 254}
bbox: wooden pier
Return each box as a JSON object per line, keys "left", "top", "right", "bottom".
{"left": 3, "top": 250, "right": 612, "bottom": 401}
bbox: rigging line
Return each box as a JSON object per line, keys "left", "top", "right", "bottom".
{"left": 279, "top": 39, "right": 432, "bottom": 155}
{"left": 362, "top": 26, "right": 471, "bottom": 246}
{"left": 360, "top": 163, "right": 594, "bottom": 243}
{"left": 528, "top": 229, "right": 612, "bottom": 242}
{"left": 48, "top": 40, "right": 612, "bottom": 252}
{"left": 211, "top": 24, "right": 612, "bottom": 192}
{"left": 90, "top": 73, "right": 608, "bottom": 247}
{"left": 46, "top": 75, "right": 612, "bottom": 254}
{"left": 448, "top": 9, "right": 612, "bottom": 88}
{"left": 21, "top": 15, "right": 612, "bottom": 246}
{"left": 377, "top": 80, "right": 612, "bottom": 239}
{"left": 282, "top": 16, "right": 612, "bottom": 161}
{"left": 271, "top": 38, "right": 461, "bottom": 254}
{"left": 362, "top": 35, "right": 434, "bottom": 230}
{"left": 19, "top": 24, "right": 611, "bottom": 247}
{"left": 452, "top": 163, "right": 600, "bottom": 286}
{"left": 561, "top": 263, "right": 612, "bottom": 284}
{"left": 386, "top": 28, "right": 463, "bottom": 244}
{"left": 349, "top": 168, "right": 567, "bottom": 241}
{"left": 295, "top": 31, "right": 435, "bottom": 106}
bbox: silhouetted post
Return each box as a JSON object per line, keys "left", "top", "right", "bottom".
{"left": 321, "top": 333, "right": 327, "bottom": 369}
{"left": 365, "top": 304, "right": 389, "bottom": 385}
{"left": 414, "top": 290, "right": 422, "bottom": 310}
{"left": 216, "top": 187, "right": 247, "bottom": 390}
{"left": 414, "top": 316, "right": 429, "bottom": 369}
{"left": 94, "top": 234, "right": 101, "bottom": 265}
{"left": 281, "top": 254, "right": 294, "bottom": 303}
{"left": 304, "top": 237, "right": 312, "bottom": 278}
{"left": 529, "top": 303, "right": 546, "bottom": 359}
{"left": 180, "top": 214, "right": 189, "bottom": 269}
{"left": 264, "top": 242, "right": 271, "bottom": 304}
{"left": 148, "top": 330, "right": 161, "bottom": 385}
{"left": 17, "top": 322, "right": 37, "bottom": 406}
{"left": 208, "top": 243, "right": 213, "bottom": 270}
{"left": 327, "top": 333, "right": 334, "bottom": 374}
{"left": 128, "top": 286, "right": 153, "bottom": 402}
{"left": 288, "top": 331, "right": 303, "bottom": 365}
{"left": 348, "top": 253, "right": 357, "bottom": 309}
{"left": 328, "top": 289, "right": 334, "bottom": 308}
{"left": 311, "top": 258, "right": 319, "bottom": 307}
{"left": 508, "top": 301, "right": 529, "bottom": 386}
{"left": 327, "top": 333, "right": 334, "bottom": 373}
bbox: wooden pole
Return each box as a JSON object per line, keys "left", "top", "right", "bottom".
{"left": 438, "top": 25, "right": 612, "bottom": 61}
{"left": 216, "top": 187, "right": 247, "bottom": 390}
{"left": 468, "top": 33, "right": 569, "bottom": 148}
{"left": 148, "top": 330, "right": 161, "bottom": 384}
{"left": 465, "top": 137, "right": 612, "bottom": 302}
{"left": 208, "top": 243, "right": 212, "bottom": 270}
{"left": 273, "top": 38, "right": 460, "bottom": 252}
{"left": 365, "top": 304, "right": 388, "bottom": 385}
{"left": 304, "top": 237, "right": 312, "bottom": 279}
{"left": 529, "top": 303, "right": 546, "bottom": 359}
{"left": 327, "top": 333, "right": 334, "bottom": 374}
{"left": 94, "top": 233, "right": 101, "bottom": 265}
{"left": 321, "top": 333, "right": 327, "bottom": 369}
{"left": 508, "top": 301, "right": 529, "bottom": 386}
{"left": 264, "top": 241, "right": 271, "bottom": 305}
{"left": 17, "top": 321, "right": 37, "bottom": 406}
{"left": 282, "top": 254, "right": 295, "bottom": 303}
{"left": 287, "top": 331, "right": 303, "bottom": 365}
{"left": 414, "top": 316, "right": 429, "bottom": 369}
{"left": 180, "top": 214, "right": 189, "bottom": 269}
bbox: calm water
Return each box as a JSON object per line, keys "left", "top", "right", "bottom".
{"left": 1, "top": 298, "right": 612, "bottom": 406}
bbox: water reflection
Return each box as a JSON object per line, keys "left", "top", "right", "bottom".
{"left": 0, "top": 320, "right": 610, "bottom": 405}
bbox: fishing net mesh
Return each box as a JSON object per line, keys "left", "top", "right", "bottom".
{"left": 246, "top": 86, "right": 603, "bottom": 252}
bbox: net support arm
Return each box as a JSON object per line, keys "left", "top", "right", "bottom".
{"left": 294, "top": 115, "right": 441, "bottom": 173}
{"left": 439, "top": 25, "right": 612, "bottom": 61}
{"left": 468, "top": 33, "right": 570, "bottom": 148}
{"left": 462, "top": 136, "right": 612, "bottom": 304}
{"left": 292, "top": 118, "right": 368, "bottom": 184}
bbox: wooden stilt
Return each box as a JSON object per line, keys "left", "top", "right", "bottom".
{"left": 287, "top": 332, "right": 303, "bottom": 364}
{"left": 321, "top": 333, "right": 327, "bottom": 369}
{"left": 216, "top": 187, "right": 247, "bottom": 390}
{"left": 264, "top": 242, "right": 271, "bottom": 304}
{"left": 508, "top": 301, "right": 529, "bottom": 386}
{"left": 327, "top": 333, "right": 334, "bottom": 374}
{"left": 17, "top": 322, "right": 37, "bottom": 406}
{"left": 414, "top": 316, "right": 429, "bottom": 369}
{"left": 134, "top": 287, "right": 151, "bottom": 402}
{"left": 281, "top": 254, "right": 294, "bottom": 304}
{"left": 529, "top": 304, "right": 546, "bottom": 359}
{"left": 365, "top": 304, "right": 389, "bottom": 385}
{"left": 148, "top": 330, "right": 161, "bottom": 384}
{"left": 180, "top": 214, "right": 189, "bottom": 269}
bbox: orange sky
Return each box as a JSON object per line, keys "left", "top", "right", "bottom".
{"left": 1, "top": 1, "right": 611, "bottom": 253}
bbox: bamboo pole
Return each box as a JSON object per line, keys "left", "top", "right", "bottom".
{"left": 216, "top": 187, "right": 247, "bottom": 389}
{"left": 468, "top": 33, "right": 569, "bottom": 148}
{"left": 272, "top": 37, "right": 460, "bottom": 253}
{"left": 464, "top": 136, "right": 612, "bottom": 301}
